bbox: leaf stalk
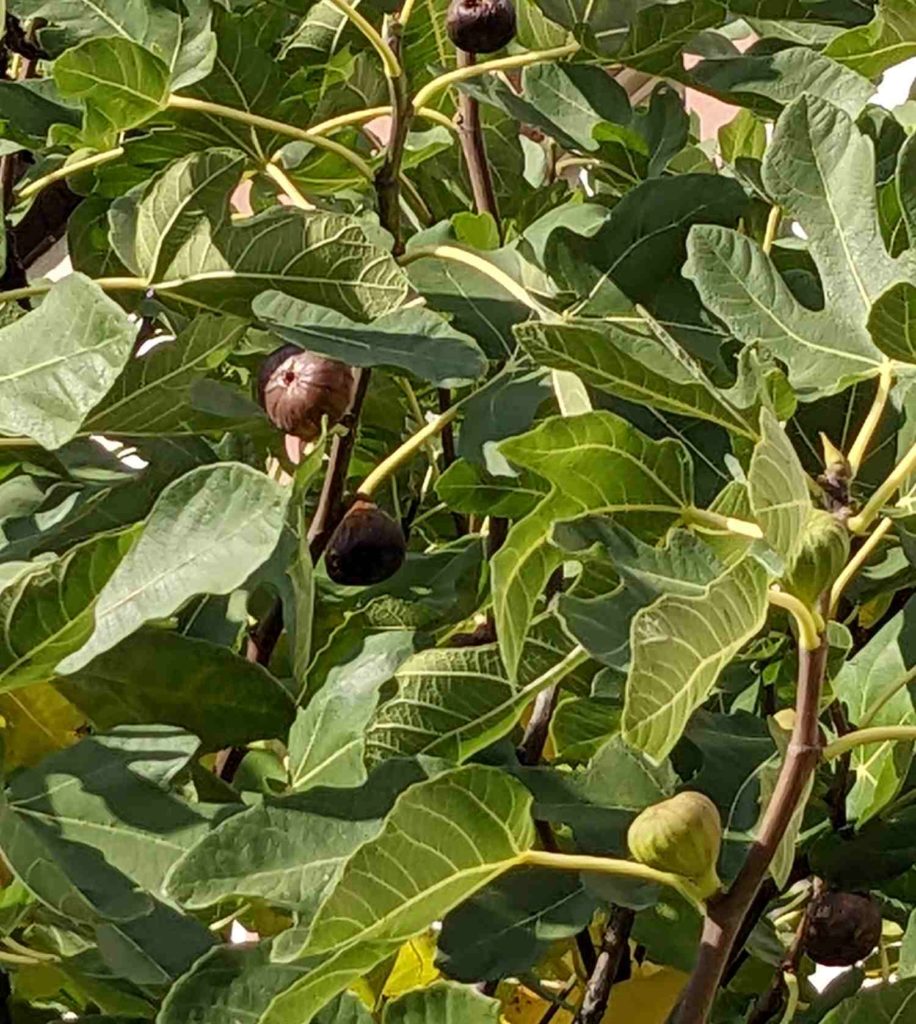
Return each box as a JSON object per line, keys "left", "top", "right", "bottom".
{"left": 822, "top": 725, "right": 916, "bottom": 761}
{"left": 847, "top": 360, "right": 893, "bottom": 477}
{"left": 767, "top": 589, "right": 822, "bottom": 651}
{"left": 827, "top": 515, "right": 892, "bottom": 617}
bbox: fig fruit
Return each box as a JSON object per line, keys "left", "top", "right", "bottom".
{"left": 783, "top": 509, "right": 849, "bottom": 608}
{"left": 257, "top": 345, "right": 354, "bottom": 441}
{"left": 803, "top": 891, "right": 881, "bottom": 966}
{"left": 446, "top": 0, "right": 516, "bottom": 54}
{"left": 628, "top": 792, "right": 722, "bottom": 898}
{"left": 325, "top": 498, "right": 406, "bottom": 586}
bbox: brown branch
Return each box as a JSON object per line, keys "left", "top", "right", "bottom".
{"left": 517, "top": 684, "right": 560, "bottom": 766}
{"left": 374, "top": 21, "right": 411, "bottom": 256}
{"left": 670, "top": 637, "right": 828, "bottom": 1024}
{"left": 455, "top": 50, "right": 502, "bottom": 239}
{"left": 574, "top": 907, "right": 635, "bottom": 1024}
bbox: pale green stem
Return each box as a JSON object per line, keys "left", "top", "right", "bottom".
{"left": 767, "top": 589, "right": 822, "bottom": 651}
{"left": 360, "top": 402, "right": 463, "bottom": 498}
{"left": 681, "top": 505, "right": 764, "bottom": 540}
{"left": 263, "top": 161, "right": 313, "bottom": 210}
{"left": 0, "top": 276, "right": 146, "bottom": 304}
{"left": 325, "top": 0, "right": 402, "bottom": 78}
{"left": 762, "top": 205, "right": 782, "bottom": 255}
{"left": 412, "top": 43, "right": 580, "bottom": 110}
{"left": 17, "top": 146, "right": 125, "bottom": 200}
{"left": 397, "top": 0, "right": 418, "bottom": 27}
{"left": 828, "top": 516, "right": 892, "bottom": 618}
{"left": 305, "top": 104, "right": 456, "bottom": 139}
{"left": 167, "top": 95, "right": 374, "bottom": 180}
{"left": 399, "top": 244, "right": 547, "bottom": 315}
{"left": 520, "top": 849, "right": 706, "bottom": 915}
{"left": 778, "top": 973, "right": 799, "bottom": 1024}
{"left": 847, "top": 360, "right": 894, "bottom": 477}
{"left": 848, "top": 438, "right": 916, "bottom": 533}
{"left": 822, "top": 726, "right": 916, "bottom": 761}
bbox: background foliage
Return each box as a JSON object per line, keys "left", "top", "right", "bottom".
{"left": 0, "top": 0, "right": 914, "bottom": 1022}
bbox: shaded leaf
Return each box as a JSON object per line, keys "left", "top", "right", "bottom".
{"left": 382, "top": 981, "right": 500, "bottom": 1023}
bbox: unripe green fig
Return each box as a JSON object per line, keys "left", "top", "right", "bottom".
{"left": 446, "top": 0, "right": 516, "bottom": 54}
{"left": 325, "top": 498, "right": 406, "bottom": 586}
{"left": 628, "top": 792, "right": 722, "bottom": 898}
{"left": 257, "top": 345, "right": 354, "bottom": 441}
{"left": 803, "top": 891, "right": 881, "bottom": 966}
{"left": 783, "top": 509, "right": 849, "bottom": 608}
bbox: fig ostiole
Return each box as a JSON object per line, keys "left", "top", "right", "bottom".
{"left": 627, "top": 792, "right": 723, "bottom": 899}
{"left": 325, "top": 497, "right": 406, "bottom": 587}
{"left": 446, "top": 0, "right": 516, "bottom": 54}
{"left": 803, "top": 890, "right": 882, "bottom": 967}
{"left": 257, "top": 344, "right": 354, "bottom": 441}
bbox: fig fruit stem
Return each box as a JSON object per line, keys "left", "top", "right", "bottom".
{"left": 325, "top": 0, "right": 402, "bottom": 79}
{"left": 681, "top": 506, "right": 764, "bottom": 540}
{"left": 847, "top": 360, "right": 893, "bottom": 477}
{"left": 412, "top": 42, "right": 579, "bottom": 110}
{"left": 399, "top": 244, "right": 547, "bottom": 314}
{"left": 16, "top": 146, "right": 125, "bottom": 200}
{"left": 669, "top": 635, "right": 828, "bottom": 1024}
{"left": 520, "top": 850, "right": 707, "bottom": 915}
{"left": 827, "top": 515, "right": 892, "bottom": 618}
{"left": 359, "top": 401, "right": 463, "bottom": 498}
{"left": 767, "top": 590, "right": 821, "bottom": 651}
{"left": 848, "top": 434, "right": 916, "bottom": 533}
{"left": 166, "top": 95, "right": 374, "bottom": 180}
{"left": 822, "top": 725, "right": 916, "bottom": 761}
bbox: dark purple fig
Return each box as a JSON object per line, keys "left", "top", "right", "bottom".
{"left": 446, "top": 0, "right": 516, "bottom": 54}
{"left": 257, "top": 345, "right": 354, "bottom": 441}
{"left": 803, "top": 891, "right": 882, "bottom": 966}
{"left": 325, "top": 498, "right": 406, "bottom": 586}
{"left": 450, "top": 621, "right": 497, "bottom": 647}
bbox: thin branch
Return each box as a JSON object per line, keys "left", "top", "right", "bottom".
{"left": 828, "top": 516, "right": 892, "bottom": 617}
{"left": 412, "top": 43, "right": 579, "bottom": 110}
{"left": 574, "top": 908, "right": 636, "bottom": 1024}
{"left": 670, "top": 636, "right": 828, "bottom": 1024}
{"left": 517, "top": 684, "right": 560, "bottom": 765}
{"left": 822, "top": 725, "right": 916, "bottom": 761}
{"left": 399, "top": 244, "right": 547, "bottom": 313}
{"left": 847, "top": 361, "right": 894, "bottom": 477}
{"left": 307, "top": 368, "right": 373, "bottom": 559}
{"left": 455, "top": 49, "right": 502, "bottom": 239}
{"left": 167, "top": 95, "right": 374, "bottom": 179}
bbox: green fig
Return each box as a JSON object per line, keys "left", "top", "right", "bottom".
{"left": 783, "top": 509, "right": 850, "bottom": 607}
{"left": 628, "top": 792, "right": 722, "bottom": 898}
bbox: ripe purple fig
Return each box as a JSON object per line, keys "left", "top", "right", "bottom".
{"left": 326, "top": 498, "right": 406, "bottom": 586}
{"left": 446, "top": 0, "right": 516, "bottom": 54}
{"left": 803, "top": 891, "right": 882, "bottom": 966}
{"left": 257, "top": 345, "right": 354, "bottom": 441}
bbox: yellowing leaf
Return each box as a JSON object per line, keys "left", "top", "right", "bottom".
{"left": 604, "top": 964, "right": 688, "bottom": 1022}
{"left": 382, "top": 932, "right": 440, "bottom": 997}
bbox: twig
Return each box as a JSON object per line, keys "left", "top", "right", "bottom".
{"left": 670, "top": 635, "right": 828, "bottom": 1024}
{"left": 374, "top": 17, "right": 412, "bottom": 254}
{"left": 455, "top": 50, "right": 502, "bottom": 239}
{"left": 574, "top": 907, "right": 635, "bottom": 1024}
{"left": 517, "top": 684, "right": 560, "bottom": 765}
{"left": 747, "top": 884, "right": 815, "bottom": 1024}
